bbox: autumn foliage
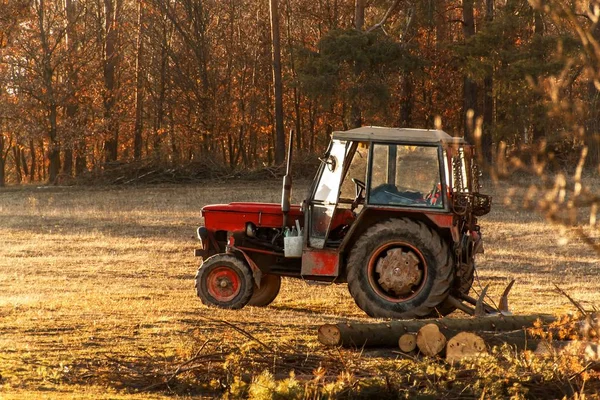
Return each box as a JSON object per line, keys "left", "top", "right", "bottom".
{"left": 0, "top": 0, "right": 599, "bottom": 185}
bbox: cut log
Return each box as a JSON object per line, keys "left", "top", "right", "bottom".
{"left": 446, "top": 332, "right": 488, "bottom": 363}
{"left": 416, "top": 324, "right": 447, "bottom": 357}
{"left": 317, "top": 314, "right": 556, "bottom": 347}
{"left": 398, "top": 333, "right": 417, "bottom": 353}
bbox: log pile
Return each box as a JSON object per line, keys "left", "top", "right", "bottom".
{"left": 318, "top": 313, "right": 600, "bottom": 363}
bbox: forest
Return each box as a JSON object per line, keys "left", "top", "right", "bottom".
{"left": 0, "top": 0, "right": 599, "bottom": 185}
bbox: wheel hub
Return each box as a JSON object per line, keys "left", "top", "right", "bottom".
{"left": 206, "top": 266, "right": 241, "bottom": 302}
{"left": 375, "top": 248, "right": 422, "bottom": 296}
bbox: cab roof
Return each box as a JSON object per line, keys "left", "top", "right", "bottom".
{"left": 332, "top": 126, "right": 466, "bottom": 144}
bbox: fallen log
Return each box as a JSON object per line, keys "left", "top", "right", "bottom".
{"left": 398, "top": 333, "right": 417, "bottom": 353}
{"left": 471, "top": 330, "right": 542, "bottom": 351}
{"left": 416, "top": 324, "right": 447, "bottom": 357}
{"left": 317, "top": 314, "right": 556, "bottom": 348}
{"left": 446, "top": 332, "right": 488, "bottom": 363}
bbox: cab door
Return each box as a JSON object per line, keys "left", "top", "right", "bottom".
{"left": 305, "top": 139, "right": 350, "bottom": 249}
{"left": 301, "top": 140, "right": 353, "bottom": 277}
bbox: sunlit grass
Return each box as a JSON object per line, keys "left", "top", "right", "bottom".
{"left": 0, "top": 178, "right": 599, "bottom": 397}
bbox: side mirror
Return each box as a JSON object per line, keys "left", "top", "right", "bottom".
{"left": 319, "top": 155, "right": 337, "bottom": 172}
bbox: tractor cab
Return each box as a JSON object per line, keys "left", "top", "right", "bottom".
{"left": 305, "top": 128, "right": 455, "bottom": 248}
{"left": 301, "top": 127, "right": 488, "bottom": 276}
{"left": 194, "top": 126, "right": 491, "bottom": 319}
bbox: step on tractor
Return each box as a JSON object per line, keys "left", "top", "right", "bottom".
{"left": 194, "top": 126, "right": 494, "bottom": 319}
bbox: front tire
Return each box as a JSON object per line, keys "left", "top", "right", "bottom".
{"left": 195, "top": 254, "right": 254, "bottom": 309}
{"left": 347, "top": 219, "right": 453, "bottom": 319}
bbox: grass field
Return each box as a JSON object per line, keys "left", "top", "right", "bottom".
{"left": 0, "top": 178, "right": 599, "bottom": 399}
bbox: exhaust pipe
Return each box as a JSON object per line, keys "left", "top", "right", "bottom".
{"left": 282, "top": 130, "right": 294, "bottom": 228}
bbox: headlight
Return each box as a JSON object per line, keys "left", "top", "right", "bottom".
{"left": 197, "top": 227, "right": 208, "bottom": 246}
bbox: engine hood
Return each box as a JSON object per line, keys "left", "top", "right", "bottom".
{"left": 202, "top": 202, "right": 303, "bottom": 231}
{"left": 202, "top": 202, "right": 302, "bottom": 214}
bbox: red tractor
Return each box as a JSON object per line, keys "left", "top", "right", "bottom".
{"left": 194, "top": 127, "right": 492, "bottom": 318}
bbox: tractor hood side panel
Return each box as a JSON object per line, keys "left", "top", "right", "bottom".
{"left": 202, "top": 202, "right": 304, "bottom": 231}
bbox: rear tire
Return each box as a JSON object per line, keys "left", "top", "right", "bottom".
{"left": 195, "top": 254, "right": 254, "bottom": 309}
{"left": 248, "top": 274, "right": 281, "bottom": 307}
{"left": 347, "top": 218, "right": 453, "bottom": 319}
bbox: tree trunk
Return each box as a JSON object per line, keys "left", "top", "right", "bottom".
{"left": 586, "top": 10, "right": 600, "bottom": 165}
{"left": 462, "top": 0, "right": 478, "bottom": 142}
{"left": 63, "top": 0, "right": 78, "bottom": 178}
{"left": 103, "top": 0, "right": 121, "bottom": 163}
{"left": 398, "top": 73, "right": 413, "bottom": 127}
{"left": 20, "top": 149, "right": 29, "bottom": 180}
{"left": 48, "top": 140, "right": 61, "bottom": 183}
{"left": 284, "top": 0, "right": 302, "bottom": 151}
{"left": 482, "top": 0, "right": 494, "bottom": 161}
{"left": 350, "top": 0, "right": 365, "bottom": 129}
{"left": 153, "top": 23, "right": 168, "bottom": 160}
{"left": 0, "top": 124, "right": 8, "bottom": 187}
{"left": 47, "top": 95, "right": 61, "bottom": 182}
{"left": 0, "top": 156, "right": 5, "bottom": 187}
{"left": 75, "top": 140, "right": 87, "bottom": 176}
{"left": 36, "top": 0, "right": 61, "bottom": 183}
{"left": 317, "top": 314, "right": 556, "bottom": 347}
{"left": 269, "top": 0, "right": 285, "bottom": 165}
{"left": 133, "top": 0, "right": 145, "bottom": 160}
{"left": 354, "top": 0, "right": 365, "bottom": 31}
{"left": 63, "top": 148, "right": 73, "bottom": 176}
{"left": 29, "top": 140, "right": 36, "bottom": 181}
{"left": 39, "top": 139, "right": 46, "bottom": 181}
{"left": 12, "top": 145, "right": 22, "bottom": 183}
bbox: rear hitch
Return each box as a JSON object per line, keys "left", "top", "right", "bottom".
{"left": 445, "top": 279, "right": 515, "bottom": 317}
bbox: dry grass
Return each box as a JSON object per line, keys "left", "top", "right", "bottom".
{"left": 0, "top": 177, "right": 599, "bottom": 398}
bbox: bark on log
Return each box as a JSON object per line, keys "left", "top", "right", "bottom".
{"left": 472, "top": 330, "right": 541, "bottom": 351}
{"left": 446, "top": 332, "right": 488, "bottom": 363}
{"left": 398, "top": 333, "right": 417, "bottom": 353}
{"left": 416, "top": 324, "right": 447, "bottom": 357}
{"left": 317, "top": 314, "right": 556, "bottom": 347}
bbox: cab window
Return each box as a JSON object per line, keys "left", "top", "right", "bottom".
{"left": 369, "top": 144, "right": 443, "bottom": 208}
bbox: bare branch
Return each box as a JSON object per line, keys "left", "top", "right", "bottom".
{"left": 367, "top": 0, "right": 401, "bottom": 33}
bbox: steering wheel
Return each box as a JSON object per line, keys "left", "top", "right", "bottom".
{"left": 351, "top": 178, "right": 366, "bottom": 211}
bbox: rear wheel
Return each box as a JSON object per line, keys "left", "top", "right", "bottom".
{"left": 195, "top": 254, "right": 254, "bottom": 309}
{"left": 248, "top": 274, "right": 281, "bottom": 307}
{"left": 347, "top": 218, "right": 453, "bottom": 319}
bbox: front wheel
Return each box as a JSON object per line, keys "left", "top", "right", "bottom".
{"left": 347, "top": 219, "right": 453, "bottom": 319}
{"left": 195, "top": 254, "right": 254, "bottom": 309}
